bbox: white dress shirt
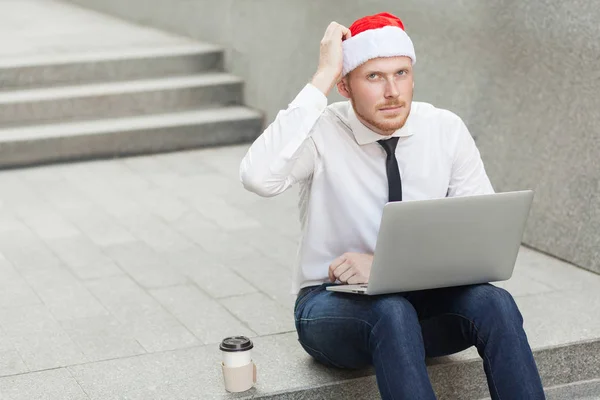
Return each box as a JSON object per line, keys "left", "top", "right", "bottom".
{"left": 239, "top": 83, "right": 494, "bottom": 294}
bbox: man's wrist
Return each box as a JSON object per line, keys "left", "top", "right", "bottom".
{"left": 310, "top": 69, "right": 337, "bottom": 96}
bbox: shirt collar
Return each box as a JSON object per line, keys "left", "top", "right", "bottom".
{"left": 347, "top": 103, "right": 415, "bottom": 145}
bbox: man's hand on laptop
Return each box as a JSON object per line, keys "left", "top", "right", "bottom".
{"left": 328, "top": 252, "right": 373, "bottom": 284}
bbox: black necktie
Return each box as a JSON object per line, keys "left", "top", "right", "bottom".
{"left": 377, "top": 137, "right": 402, "bottom": 202}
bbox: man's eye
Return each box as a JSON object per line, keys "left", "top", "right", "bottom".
{"left": 368, "top": 73, "right": 378, "bottom": 79}
{"left": 398, "top": 70, "right": 406, "bottom": 75}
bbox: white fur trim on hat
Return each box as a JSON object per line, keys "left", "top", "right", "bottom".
{"left": 342, "top": 25, "right": 416, "bottom": 76}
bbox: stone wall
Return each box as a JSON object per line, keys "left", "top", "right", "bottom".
{"left": 65, "top": 0, "right": 600, "bottom": 274}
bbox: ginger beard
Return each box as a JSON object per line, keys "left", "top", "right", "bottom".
{"left": 346, "top": 77, "right": 412, "bottom": 136}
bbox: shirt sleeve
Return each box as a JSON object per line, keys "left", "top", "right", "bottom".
{"left": 239, "top": 83, "right": 327, "bottom": 197}
{"left": 447, "top": 117, "right": 495, "bottom": 197}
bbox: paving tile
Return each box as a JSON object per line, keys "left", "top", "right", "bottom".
{"left": 0, "top": 259, "right": 41, "bottom": 309}
{"left": 194, "top": 145, "right": 250, "bottom": 180}
{"left": 0, "top": 175, "right": 45, "bottom": 214}
{"left": 0, "top": 350, "right": 28, "bottom": 377}
{"left": 39, "top": 181, "right": 95, "bottom": 214}
{"left": 230, "top": 227, "right": 299, "bottom": 270}
{"left": 19, "top": 211, "right": 81, "bottom": 240}
{"left": 0, "top": 305, "right": 87, "bottom": 371}
{"left": 173, "top": 223, "right": 259, "bottom": 259}
{"left": 118, "top": 214, "right": 194, "bottom": 252}
{"left": 177, "top": 173, "right": 238, "bottom": 198}
{"left": 0, "top": 326, "right": 13, "bottom": 352}
{"left": 61, "top": 167, "right": 148, "bottom": 220}
{"left": 235, "top": 197, "right": 302, "bottom": 241}
{"left": 103, "top": 241, "right": 165, "bottom": 267}
{"left": 121, "top": 261, "right": 190, "bottom": 289}
{"left": 82, "top": 161, "right": 152, "bottom": 194}
{"left": 126, "top": 186, "right": 191, "bottom": 223}
{"left": 68, "top": 345, "right": 210, "bottom": 400}
{"left": 68, "top": 259, "right": 124, "bottom": 281}
{"left": 85, "top": 276, "right": 199, "bottom": 352}
{"left": 21, "top": 265, "right": 109, "bottom": 321}
{"left": 0, "top": 229, "right": 63, "bottom": 271}
{"left": 83, "top": 188, "right": 147, "bottom": 220}
{"left": 0, "top": 211, "right": 29, "bottom": 234}
{"left": 188, "top": 194, "right": 262, "bottom": 231}
{"left": 103, "top": 241, "right": 188, "bottom": 288}
{"left": 63, "top": 207, "right": 137, "bottom": 248}
{"left": 219, "top": 292, "right": 295, "bottom": 336}
{"left": 70, "top": 331, "right": 362, "bottom": 400}
{"left": 122, "top": 155, "right": 174, "bottom": 176}
{"left": 0, "top": 368, "right": 89, "bottom": 400}
{"left": 152, "top": 150, "right": 216, "bottom": 176}
{"left": 230, "top": 256, "right": 296, "bottom": 311}
{"left": 169, "top": 248, "right": 258, "bottom": 298}
{"left": 168, "top": 209, "right": 221, "bottom": 237}
{"left": 151, "top": 285, "right": 256, "bottom": 345}
{"left": 60, "top": 315, "right": 146, "bottom": 363}
{"left": 44, "top": 235, "right": 116, "bottom": 270}
{"left": 0, "top": 327, "right": 28, "bottom": 376}
{"left": 81, "top": 162, "right": 191, "bottom": 224}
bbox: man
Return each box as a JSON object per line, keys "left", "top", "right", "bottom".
{"left": 239, "top": 12, "right": 545, "bottom": 400}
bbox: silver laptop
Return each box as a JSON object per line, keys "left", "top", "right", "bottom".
{"left": 326, "top": 190, "right": 534, "bottom": 295}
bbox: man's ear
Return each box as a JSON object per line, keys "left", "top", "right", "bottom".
{"left": 337, "top": 77, "right": 351, "bottom": 99}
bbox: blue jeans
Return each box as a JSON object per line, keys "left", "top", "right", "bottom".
{"left": 294, "top": 282, "right": 545, "bottom": 400}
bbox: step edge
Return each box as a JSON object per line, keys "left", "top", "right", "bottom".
{"left": 245, "top": 337, "right": 600, "bottom": 399}
{"left": 0, "top": 73, "right": 244, "bottom": 103}
{"left": 0, "top": 44, "right": 224, "bottom": 69}
{"left": 0, "top": 107, "right": 264, "bottom": 141}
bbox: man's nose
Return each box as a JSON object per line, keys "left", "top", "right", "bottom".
{"left": 384, "top": 80, "right": 400, "bottom": 98}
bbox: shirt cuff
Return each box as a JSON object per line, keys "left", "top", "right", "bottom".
{"left": 289, "top": 83, "right": 328, "bottom": 113}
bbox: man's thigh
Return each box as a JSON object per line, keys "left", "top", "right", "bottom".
{"left": 407, "top": 283, "right": 519, "bottom": 358}
{"left": 294, "top": 284, "right": 418, "bottom": 369}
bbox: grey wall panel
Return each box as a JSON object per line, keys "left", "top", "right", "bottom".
{"left": 64, "top": 0, "right": 600, "bottom": 274}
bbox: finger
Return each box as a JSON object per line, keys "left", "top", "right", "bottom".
{"left": 339, "top": 266, "right": 356, "bottom": 283}
{"left": 347, "top": 274, "right": 364, "bottom": 285}
{"left": 341, "top": 26, "right": 352, "bottom": 41}
{"left": 323, "top": 21, "right": 339, "bottom": 39}
{"left": 333, "top": 260, "right": 352, "bottom": 281}
{"left": 328, "top": 255, "right": 345, "bottom": 281}
{"left": 329, "top": 254, "right": 346, "bottom": 270}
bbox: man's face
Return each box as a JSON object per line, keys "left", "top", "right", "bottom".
{"left": 338, "top": 56, "right": 414, "bottom": 136}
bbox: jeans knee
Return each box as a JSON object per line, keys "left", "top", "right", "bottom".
{"left": 372, "top": 296, "right": 420, "bottom": 331}
{"left": 475, "top": 285, "right": 524, "bottom": 327}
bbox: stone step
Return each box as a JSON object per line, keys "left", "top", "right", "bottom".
{"left": 0, "top": 43, "right": 224, "bottom": 90}
{"left": 0, "top": 73, "right": 244, "bottom": 127}
{"left": 542, "top": 378, "right": 600, "bottom": 400}
{"left": 0, "top": 106, "right": 263, "bottom": 168}
{"left": 195, "top": 333, "right": 600, "bottom": 400}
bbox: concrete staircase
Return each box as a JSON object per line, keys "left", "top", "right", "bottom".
{"left": 0, "top": 44, "right": 263, "bottom": 168}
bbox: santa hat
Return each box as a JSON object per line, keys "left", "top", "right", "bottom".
{"left": 342, "top": 12, "right": 416, "bottom": 76}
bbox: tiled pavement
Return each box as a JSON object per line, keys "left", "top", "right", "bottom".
{"left": 0, "top": 146, "right": 299, "bottom": 373}
{"left": 0, "top": 145, "right": 599, "bottom": 399}
{"left": 1, "top": 2, "right": 599, "bottom": 398}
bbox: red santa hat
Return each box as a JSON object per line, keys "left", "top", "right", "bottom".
{"left": 342, "top": 12, "right": 416, "bottom": 76}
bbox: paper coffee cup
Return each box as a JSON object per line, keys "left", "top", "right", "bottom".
{"left": 221, "top": 336, "right": 252, "bottom": 367}
{"left": 220, "top": 336, "right": 256, "bottom": 392}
